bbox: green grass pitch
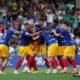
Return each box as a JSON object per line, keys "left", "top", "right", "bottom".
{"left": 0, "top": 67, "right": 80, "bottom": 80}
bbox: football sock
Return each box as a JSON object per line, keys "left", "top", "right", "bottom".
{"left": 50, "top": 59, "right": 58, "bottom": 69}
{"left": 1, "top": 66, "right": 6, "bottom": 71}
{"left": 43, "top": 57, "right": 50, "bottom": 68}
{"left": 15, "top": 58, "right": 23, "bottom": 70}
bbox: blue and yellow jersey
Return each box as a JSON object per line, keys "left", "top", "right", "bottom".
{"left": 60, "top": 28, "right": 75, "bottom": 46}
{"left": 19, "top": 30, "right": 31, "bottom": 46}
{"left": 55, "top": 27, "right": 65, "bottom": 46}
{"left": 40, "top": 32, "right": 57, "bottom": 46}
{"left": 0, "top": 29, "right": 14, "bottom": 45}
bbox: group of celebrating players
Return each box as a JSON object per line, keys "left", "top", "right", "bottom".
{"left": 0, "top": 17, "right": 79, "bottom": 76}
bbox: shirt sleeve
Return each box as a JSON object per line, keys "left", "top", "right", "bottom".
{"left": 11, "top": 30, "right": 14, "bottom": 34}
{"left": 56, "top": 28, "right": 61, "bottom": 33}
{"left": 22, "top": 31, "right": 30, "bottom": 36}
{"left": 60, "top": 30, "right": 65, "bottom": 36}
{"left": 25, "top": 32, "right": 29, "bottom": 35}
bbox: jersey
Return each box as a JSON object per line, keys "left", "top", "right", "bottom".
{"left": 60, "top": 28, "right": 75, "bottom": 46}
{"left": 35, "top": 27, "right": 45, "bottom": 45}
{"left": 35, "top": 25, "right": 57, "bottom": 45}
{"left": 29, "top": 26, "right": 45, "bottom": 45}
{"left": 19, "top": 30, "right": 31, "bottom": 46}
{"left": 40, "top": 32, "right": 57, "bottom": 46}
{"left": 0, "top": 29, "right": 14, "bottom": 45}
{"left": 35, "top": 24, "right": 49, "bottom": 31}
{"left": 55, "top": 27, "right": 65, "bottom": 46}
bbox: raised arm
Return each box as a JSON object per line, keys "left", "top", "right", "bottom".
{"left": 14, "top": 31, "right": 22, "bottom": 35}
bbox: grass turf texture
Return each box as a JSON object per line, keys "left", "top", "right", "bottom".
{"left": 0, "top": 68, "right": 80, "bottom": 80}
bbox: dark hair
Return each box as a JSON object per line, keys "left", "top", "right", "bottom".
{"left": 6, "top": 24, "right": 12, "bottom": 30}
{"left": 62, "top": 21, "right": 70, "bottom": 26}
{"left": 49, "top": 23, "right": 57, "bottom": 29}
{"left": 39, "top": 17, "right": 46, "bottom": 21}
{"left": 24, "top": 23, "right": 29, "bottom": 25}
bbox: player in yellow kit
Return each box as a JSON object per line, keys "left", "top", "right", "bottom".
{"left": 0, "top": 25, "right": 21, "bottom": 74}
{"left": 14, "top": 20, "right": 41, "bottom": 74}
{"left": 53, "top": 22, "right": 78, "bottom": 73}
{"left": 23, "top": 22, "right": 50, "bottom": 73}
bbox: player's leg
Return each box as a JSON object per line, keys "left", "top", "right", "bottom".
{"left": 26, "top": 55, "right": 32, "bottom": 69}
{"left": 60, "top": 46, "right": 76, "bottom": 73}
{"left": 14, "top": 46, "right": 24, "bottom": 74}
{"left": 67, "top": 57, "right": 78, "bottom": 73}
{"left": 50, "top": 57, "right": 59, "bottom": 73}
{"left": 42, "top": 55, "right": 50, "bottom": 73}
{"left": 23, "top": 46, "right": 35, "bottom": 73}
{"left": 69, "top": 57, "right": 78, "bottom": 74}
{"left": 68, "top": 46, "right": 78, "bottom": 74}
{"left": 31, "top": 59, "right": 38, "bottom": 73}
{"left": 61, "top": 46, "right": 78, "bottom": 73}
{"left": 0, "top": 45, "right": 9, "bottom": 74}
{"left": 0, "top": 46, "right": 4, "bottom": 68}
{"left": 60, "top": 46, "right": 69, "bottom": 73}
{"left": 23, "top": 44, "right": 39, "bottom": 73}
{"left": 0, "top": 58, "right": 3, "bottom": 68}
{"left": 14, "top": 56, "right": 24, "bottom": 74}
{"left": 57, "top": 56, "right": 64, "bottom": 69}
{"left": 30, "top": 45, "right": 38, "bottom": 73}
{"left": 40, "top": 44, "right": 50, "bottom": 73}
{"left": 57, "top": 46, "right": 66, "bottom": 69}
{"left": 0, "top": 57, "right": 9, "bottom": 74}
{"left": 60, "top": 56, "right": 68, "bottom": 73}
{"left": 23, "top": 55, "right": 37, "bottom": 73}
{"left": 22, "top": 55, "right": 31, "bottom": 72}
{"left": 59, "top": 47, "right": 68, "bottom": 73}
{"left": 29, "top": 43, "right": 38, "bottom": 71}
{"left": 23, "top": 55, "right": 35, "bottom": 73}
{"left": 48, "top": 44, "right": 59, "bottom": 74}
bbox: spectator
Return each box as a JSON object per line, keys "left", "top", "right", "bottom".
{"left": 46, "top": 10, "right": 55, "bottom": 26}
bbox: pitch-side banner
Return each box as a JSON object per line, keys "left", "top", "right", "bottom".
{"left": 7, "top": 54, "right": 80, "bottom": 68}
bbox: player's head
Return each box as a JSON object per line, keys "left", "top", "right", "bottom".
{"left": 23, "top": 20, "right": 31, "bottom": 30}
{"left": 49, "top": 23, "right": 57, "bottom": 29}
{"left": 39, "top": 17, "right": 46, "bottom": 28}
{"left": 24, "top": 19, "right": 34, "bottom": 30}
{"left": 5, "top": 24, "right": 12, "bottom": 30}
{"left": 30, "top": 25, "right": 36, "bottom": 33}
{"left": 61, "top": 21, "right": 67, "bottom": 29}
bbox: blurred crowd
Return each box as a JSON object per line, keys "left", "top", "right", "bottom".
{"left": 0, "top": 0, "right": 80, "bottom": 55}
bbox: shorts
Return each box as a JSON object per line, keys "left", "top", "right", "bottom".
{"left": 0, "top": 44, "right": 9, "bottom": 57}
{"left": 18, "top": 46, "right": 33, "bottom": 57}
{"left": 64, "top": 46, "right": 76, "bottom": 58}
{"left": 57, "top": 46, "right": 66, "bottom": 56}
{"left": 48, "top": 43, "right": 58, "bottom": 57}
{"left": 33, "top": 44, "right": 46, "bottom": 55}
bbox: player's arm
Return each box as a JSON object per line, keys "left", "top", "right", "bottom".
{"left": 26, "top": 31, "right": 42, "bottom": 37}
{"left": 14, "top": 31, "right": 22, "bottom": 35}
{"left": 44, "top": 30, "right": 54, "bottom": 35}
{"left": 52, "top": 30, "right": 63, "bottom": 37}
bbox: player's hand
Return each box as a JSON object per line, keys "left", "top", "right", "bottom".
{"left": 52, "top": 30, "right": 56, "bottom": 33}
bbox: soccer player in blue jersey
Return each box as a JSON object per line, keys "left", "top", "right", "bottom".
{"left": 35, "top": 18, "right": 50, "bottom": 73}
{"left": 14, "top": 21, "right": 41, "bottom": 74}
{"left": 53, "top": 22, "right": 78, "bottom": 73}
{"left": 22, "top": 25, "right": 39, "bottom": 73}
{"left": 40, "top": 29, "right": 61, "bottom": 73}
{"left": 23, "top": 20, "right": 50, "bottom": 73}
{"left": 0, "top": 25, "right": 21, "bottom": 74}
{"left": 55, "top": 25, "right": 66, "bottom": 69}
